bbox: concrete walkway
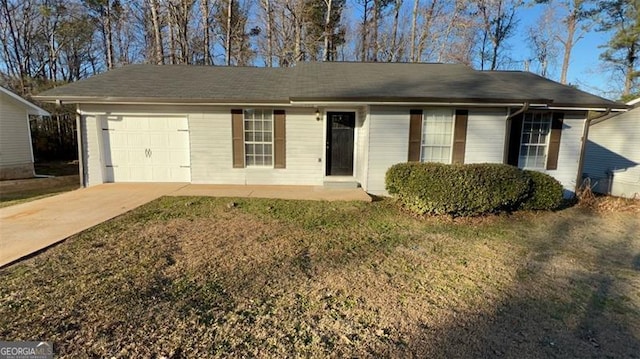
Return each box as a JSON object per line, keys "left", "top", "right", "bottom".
{"left": 0, "top": 183, "right": 370, "bottom": 267}
{"left": 0, "top": 183, "right": 186, "bottom": 267}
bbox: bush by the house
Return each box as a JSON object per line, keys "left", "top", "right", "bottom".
{"left": 521, "top": 170, "right": 564, "bottom": 210}
{"left": 385, "top": 162, "right": 531, "bottom": 216}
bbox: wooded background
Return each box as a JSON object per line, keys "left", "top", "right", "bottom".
{"left": 1, "top": 0, "right": 638, "bottom": 102}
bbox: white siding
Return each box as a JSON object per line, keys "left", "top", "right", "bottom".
{"left": 366, "top": 106, "right": 410, "bottom": 195}
{"left": 0, "top": 93, "right": 33, "bottom": 167}
{"left": 543, "top": 112, "right": 586, "bottom": 195}
{"left": 584, "top": 108, "right": 640, "bottom": 198}
{"left": 82, "top": 115, "right": 105, "bottom": 186}
{"left": 79, "top": 104, "right": 324, "bottom": 186}
{"left": 465, "top": 108, "right": 507, "bottom": 163}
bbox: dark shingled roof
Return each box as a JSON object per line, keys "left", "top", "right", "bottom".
{"left": 36, "top": 62, "right": 625, "bottom": 109}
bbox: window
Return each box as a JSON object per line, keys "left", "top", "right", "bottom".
{"left": 244, "top": 109, "right": 273, "bottom": 166}
{"left": 421, "top": 109, "right": 454, "bottom": 163}
{"left": 518, "top": 112, "right": 552, "bottom": 169}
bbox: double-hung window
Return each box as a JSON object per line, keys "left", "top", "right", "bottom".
{"left": 421, "top": 109, "right": 454, "bottom": 163}
{"left": 244, "top": 109, "right": 273, "bottom": 166}
{"left": 518, "top": 112, "right": 552, "bottom": 169}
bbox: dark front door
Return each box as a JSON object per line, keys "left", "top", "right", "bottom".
{"left": 326, "top": 112, "right": 355, "bottom": 176}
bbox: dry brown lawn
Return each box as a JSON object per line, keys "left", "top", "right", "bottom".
{"left": 1, "top": 196, "right": 638, "bottom": 358}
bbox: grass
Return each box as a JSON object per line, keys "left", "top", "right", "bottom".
{"left": 0, "top": 183, "right": 79, "bottom": 208}
{"left": 34, "top": 161, "right": 79, "bottom": 177}
{"left": 0, "top": 197, "right": 638, "bottom": 358}
{"left": 0, "top": 161, "right": 79, "bottom": 208}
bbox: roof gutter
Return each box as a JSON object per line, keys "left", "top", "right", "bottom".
{"left": 34, "top": 96, "right": 293, "bottom": 107}
{"left": 575, "top": 108, "right": 612, "bottom": 194}
{"left": 507, "top": 102, "right": 529, "bottom": 119}
{"left": 290, "top": 100, "right": 541, "bottom": 107}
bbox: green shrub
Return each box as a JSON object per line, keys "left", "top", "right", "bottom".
{"left": 385, "top": 162, "right": 422, "bottom": 195}
{"left": 385, "top": 162, "right": 531, "bottom": 216}
{"left": 521, "top": 170, "right": 564, "bottom": 210}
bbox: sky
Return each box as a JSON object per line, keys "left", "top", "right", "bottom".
{"left": 510, "top": 3, "right": 616, "bottom": 99}
{"left": 335, "top": 1, "right": 619, "bottom": 100}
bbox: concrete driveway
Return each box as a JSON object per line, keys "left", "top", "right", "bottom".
{"left": 0, "top": 183, "right": 371, "bottom": 267}
{"left": 0, "top": 183, "right": 186, "bottom": 267}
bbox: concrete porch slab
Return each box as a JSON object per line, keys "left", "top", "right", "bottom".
{"left": 169, "top": 184, "right": 372, "bottom": 202}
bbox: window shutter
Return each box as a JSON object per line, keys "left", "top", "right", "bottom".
{"left": 274, "top": 110, "right": 286, "bottom": 168}
{"left": 231, "top": 109, "right": 244, "bottom": 168}
{"left": 452, "top": 110, "right": 468, "bottom": 164}
{"left": 408, "top": 109, "right": 423, "bottom": 162}
{"left": 546, "top": 112, "right": 564, "bottom": 170}
{"left": 507, "top": 113, "right": 524, "bottom": 166}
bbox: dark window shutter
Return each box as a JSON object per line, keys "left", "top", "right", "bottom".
{"left": 546, "top": 112, "right": 564, "bottom": 170}
{"left": 452, "top": 110, "right": 468, "bottom": 164}
{"left": 231, "top": 109, "right": 244, "bottom": 168}
{"left": 274, "top": 110, "right": 286, "bottom": 168}
{"left": 507, "top": 113, "right": 524, "bottom": 166}
{"left": 408, "top": 109, "right": 423, "bottom": 162}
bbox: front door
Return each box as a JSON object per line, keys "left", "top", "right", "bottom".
{"left": 326, "top": 112, "right": 355, "bottom": 176}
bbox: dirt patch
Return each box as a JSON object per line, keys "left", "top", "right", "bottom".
{"left": 0, "top": 197, "right": 638, "bottom": 358}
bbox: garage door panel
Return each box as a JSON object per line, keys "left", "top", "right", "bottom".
{"left": 102, "top": 116, "right": 191, "bottom": 183}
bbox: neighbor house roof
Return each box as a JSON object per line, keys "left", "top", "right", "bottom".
{"left": 1, "top": 86, "right": 50, "bottom": 116}
{"left": 35, "top": 62, "right": 626, "bottom": 110}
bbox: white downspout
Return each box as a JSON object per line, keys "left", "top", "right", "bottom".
{"left": 575, "top": 108, "right": 612, "bottom": 194}
{"left": 75, "top": 105, "right": 85, "bottom": 187}
{"left": 503, "top": 102, "right": 529, "bottom": 164}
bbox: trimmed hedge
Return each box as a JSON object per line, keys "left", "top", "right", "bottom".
{"left": 385, "top": 162, "right": 531, "bottom": 216}
{"left": 521, "top": 170, "right": 564, "bottom": 210}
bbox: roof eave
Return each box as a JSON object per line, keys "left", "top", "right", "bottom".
{"left": 2, "top": 87, "right": 50, "bottom": 115}
{"left": 33, "top": 95, "right": 292, "bottom": 106}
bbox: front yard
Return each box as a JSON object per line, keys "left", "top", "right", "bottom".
{"left": 0, "top": 197, "right": 638, "bottom": 358}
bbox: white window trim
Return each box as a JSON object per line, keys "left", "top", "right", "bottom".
{"left": 518, "top": 112, "right": 552, "bottom": 170}
{"left": 420, "top": 108, "right": 455, "bottom": 164}
{"left": 243, "top": 109, "right": 274, "bottom": 168}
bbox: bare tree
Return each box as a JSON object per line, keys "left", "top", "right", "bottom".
{"left": 409, "top": 0, "right": 418, "bottom": 61}
{"left": 149, "top": 0, "right": 165, "bottom": 64}
{"left": 387, "top": 0, "right": 402, "bottom": 61}
{"left": 526, "top": 6, "right": 559, "bottom": 77}
{"left": 261, "top": 0, "right": 273, "bottom": 66}
{"left": 476, "top": 0, "right": 522, "bottom": 70}
{"left": 226, "top": 0, "right": 232, "bottom": 65}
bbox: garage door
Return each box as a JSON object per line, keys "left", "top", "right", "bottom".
{"left": 102, "top": 116, "right": 191, "bottom": 182}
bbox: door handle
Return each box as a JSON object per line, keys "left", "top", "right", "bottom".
{"left": 145, "top": 148, "right": 152, "bottom": 158}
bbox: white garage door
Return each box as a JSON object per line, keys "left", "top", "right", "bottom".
{"left": 102, "top": 116, "right": 191, "bottom": 182}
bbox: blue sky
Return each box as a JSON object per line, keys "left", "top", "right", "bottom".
{"left": 511, "top": 3, "right": 615, "bottom": 99}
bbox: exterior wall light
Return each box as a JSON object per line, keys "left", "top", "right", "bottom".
{"left": 315, "top": 108, "right": 321, "bottom": 121}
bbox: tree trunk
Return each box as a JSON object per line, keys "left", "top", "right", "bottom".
{"left": 361, "top": 0, "right": 369, "bottom": 61}
{"left": 201, "top": 0, "right": 211, "bottom": 65}
{"left": 104, "top": 1, "right": 115, "bottom": 69}
{"left": 168, "top": 17, "right": 176, "bottom": 64}
{"left": 323, "top": 0, "right": 332, "bottom": 61}
{"left": 389, "top": 0, "right": 401, "bottom": 61}
{"left": 372, "top": 0, "right": 378, "bottom": 62}
{"left": 264, "top": 0, "right": 273, "bottom": 66}
{"left": 623, "top": 42, "right": 636, "bottom": 97}
{"left": 560, "top": 12, "right": 576, "bottom": 84}
{"left": 150, "top": 0, "right": 164, "bottom": 64}
{"left": 226, "top": 0, "right": 233, "bottom": 65}
{"left": 410, "top": 0, "right": 419, "bottom": 62}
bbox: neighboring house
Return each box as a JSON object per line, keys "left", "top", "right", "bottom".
{"left": 35, "top": 62, "right": 627, "bottom": 196}
{"left": 583, "top": 100, "right": 639, "bottom": 198}
{"left": 0, "top": 86, "right": 50, "bottom": 180}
